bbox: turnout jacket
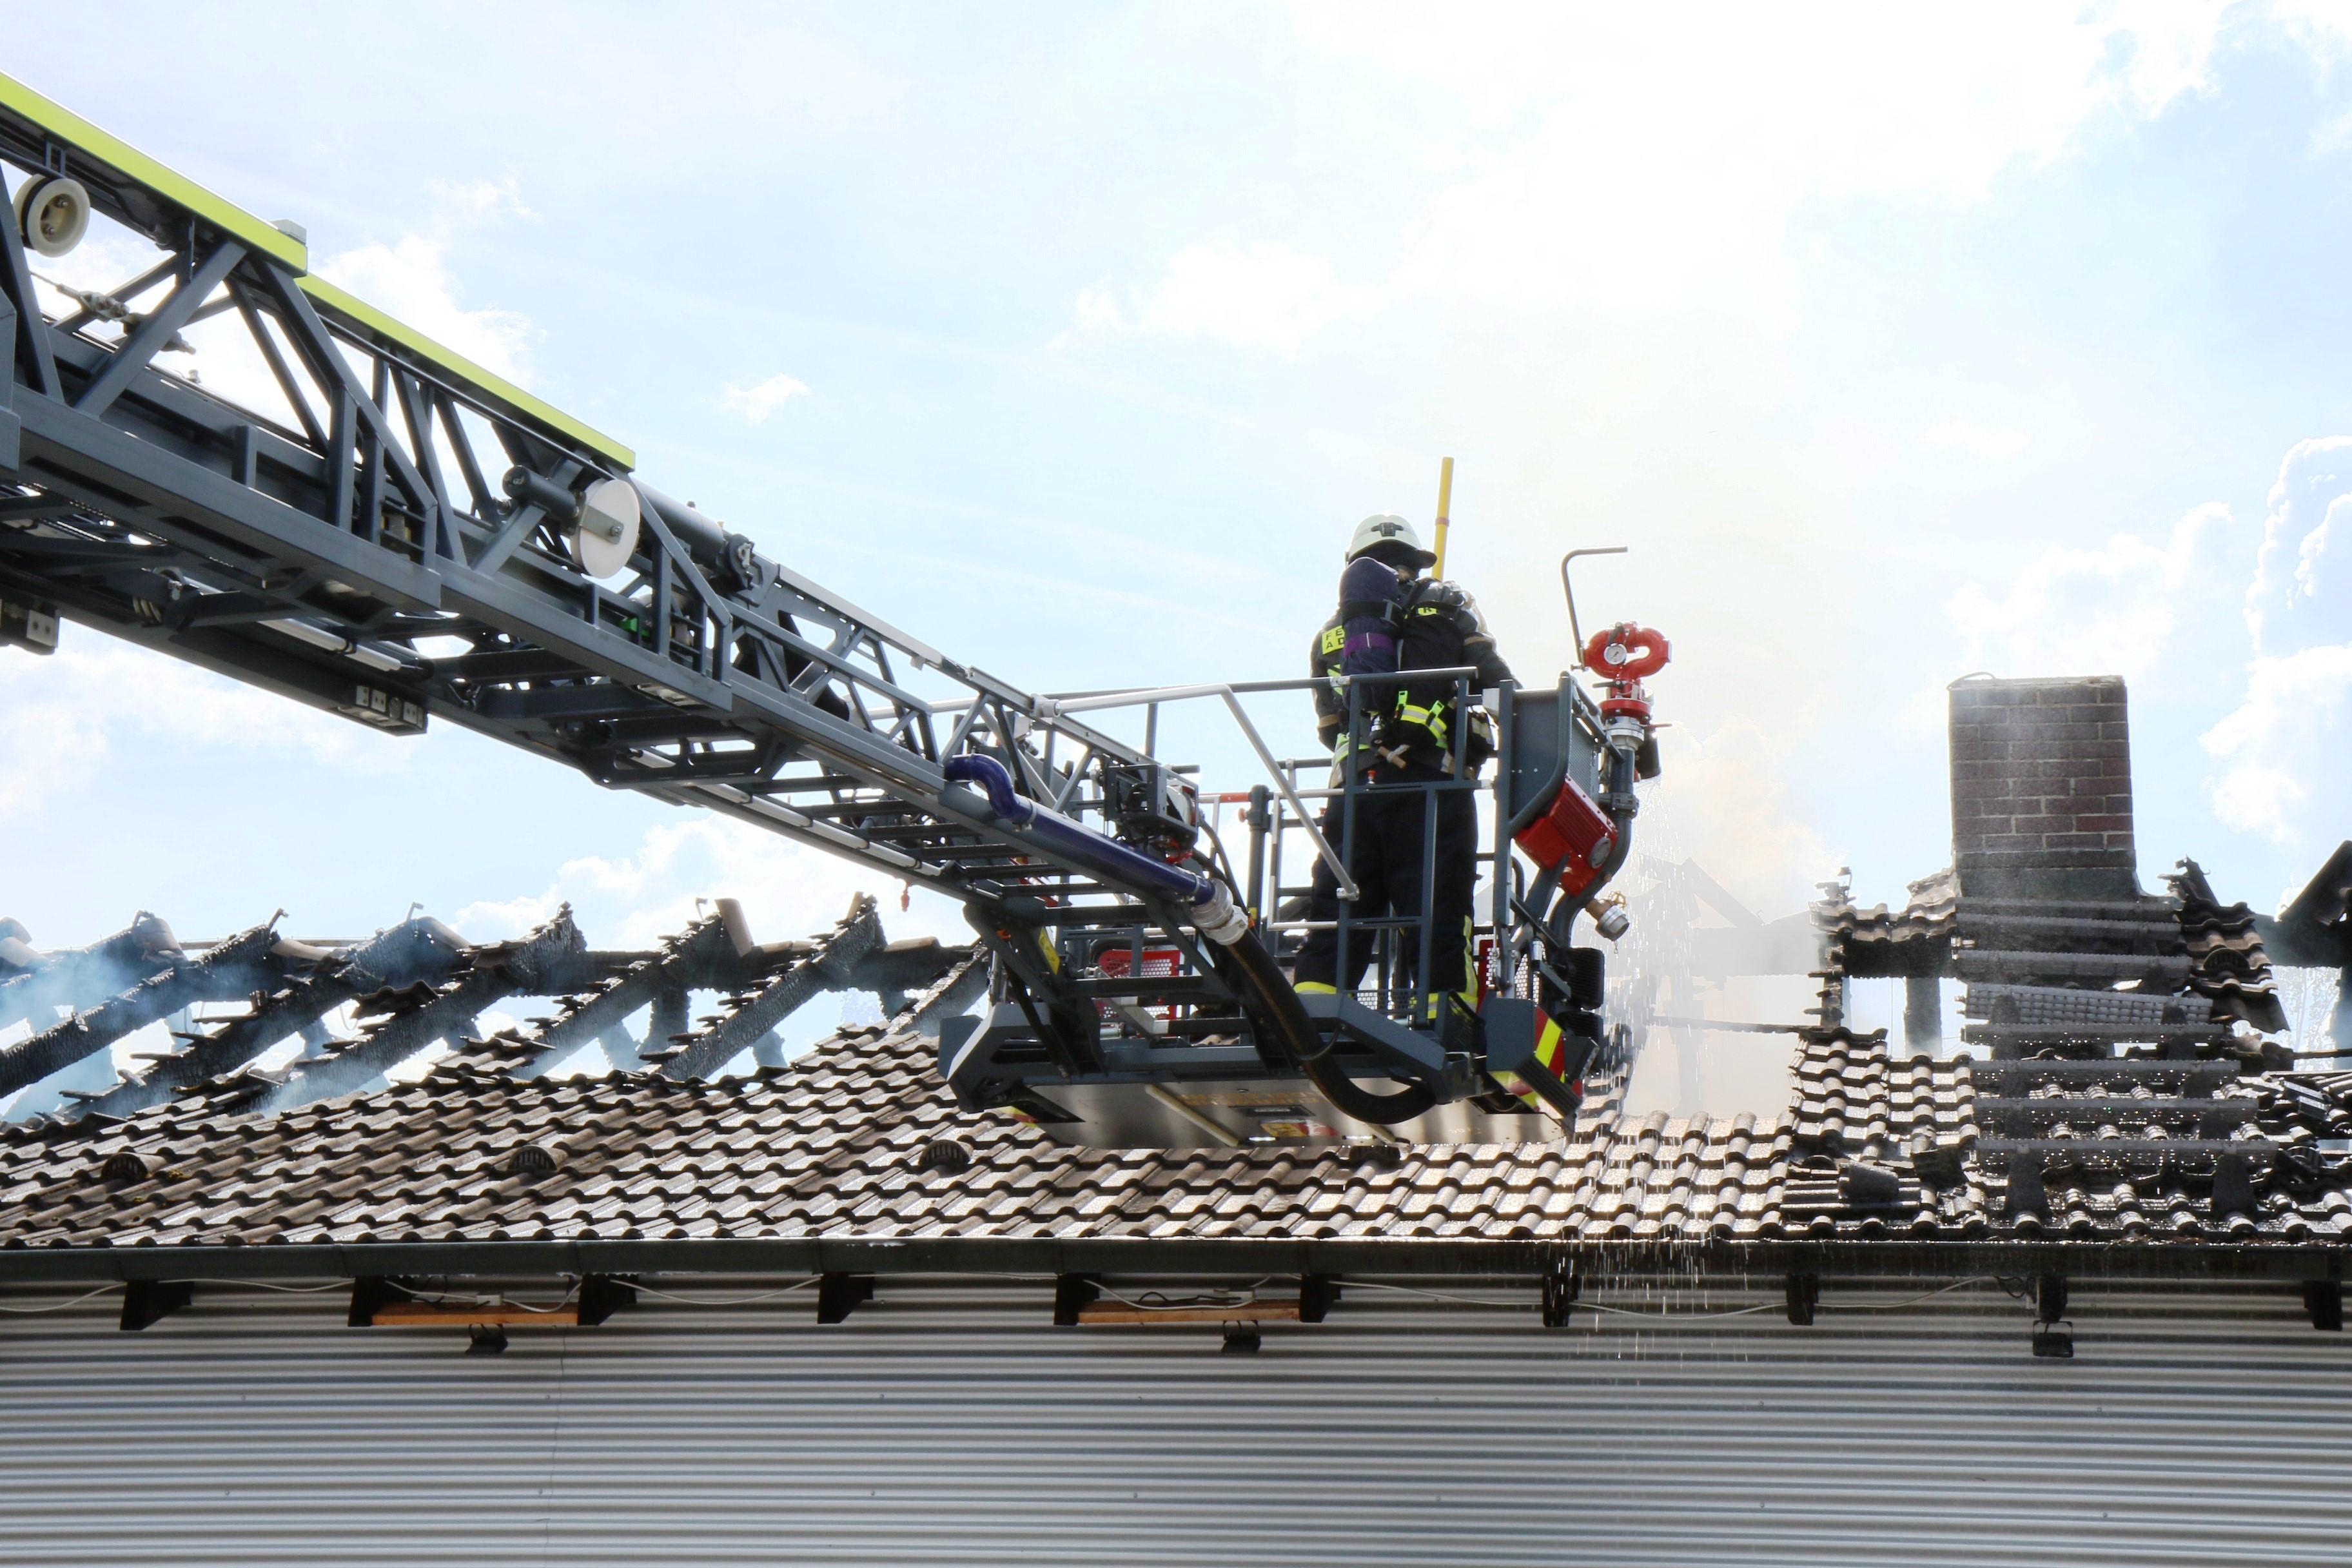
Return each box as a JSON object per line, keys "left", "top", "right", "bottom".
{"left": 1311, "top": 564, "right": 1514, "bottom": 769}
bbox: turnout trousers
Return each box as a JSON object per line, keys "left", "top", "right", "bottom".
{"left": 1291, "top": 759, "right": 1479, "bottom": 1006}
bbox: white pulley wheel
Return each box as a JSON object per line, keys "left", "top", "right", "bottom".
{"left": 569, "top": 476, "right": 641, "bottom": 578}
{"left": 15, "top": 176, "right": 90, "bottom": 258}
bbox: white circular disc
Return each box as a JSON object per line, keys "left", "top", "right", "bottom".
{"left": 21, "top": 177, "right": 90, "bottom": 258}
{"left": 569, "top": 476, "right": 641, "bottom": 578}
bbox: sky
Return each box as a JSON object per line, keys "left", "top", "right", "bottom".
{"left": 3, "top": 4, "right": 2351, "bottom": 1055}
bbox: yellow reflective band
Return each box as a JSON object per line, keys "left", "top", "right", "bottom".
{"left": 1035, "top": 929, "right": 1061, "bottom": 974}
{"left": 1534, "top": 1014, "right": 1567, "bottom": 1075}
{"left": 300, "top": 276, "right": 635, "bottom": 467}
{"left": 1393, "top": 694, "right": 1449, "bottom": 745}
{"left": 1294, "top": 981, "right": 1338, "bottom": 994}
{"left": 1503, "top": 1014, "right": 1572, "bottom": 1115}
{"left": 0, "top": 71, "right": 308, "bottom": 271}
{"left": 0, "top": 74, "right": 632, "bottom": 469}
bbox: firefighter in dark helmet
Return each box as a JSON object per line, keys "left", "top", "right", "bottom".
{"left": 1293, "top": 513, "right": 1513, "bottom": 1037}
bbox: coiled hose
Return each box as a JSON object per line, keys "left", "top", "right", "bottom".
{"left": 943, "top": 750, "right": 1436, "bottom": 1126}
{"left": 1220, "top": 925, "right": 1438, "bottom": 1127}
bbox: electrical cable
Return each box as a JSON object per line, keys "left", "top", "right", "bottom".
{"left": 1334, "top": 1280, "right": 1532, "bottom": 1308}
{"left": 1833, "top": 1277, "right": 2005, "bottom": 1311}
{"left": 1582, "top": 1301, "right": 1780, "bottom": 1321}
{"left": 629, "top": 1279, "right": 824, "bottom": 1307}
{"left": 392, "top": 1281, "right": 580, "bottom": 1314}
{"left": 1093, "top": 1277, "right": 1274, "bottom": 1312}
{"left": 202, "top": 1278, "right": 349, "bottom": 1294}
{"left": 1339, "top": 1276, "right": 2010, "bottom": 1318}
{"left": 502, "top": 1289, "right": 581, "bottom": 1315}
{"left": 0, "top": 1283, "right": 120, "bottom": 1313}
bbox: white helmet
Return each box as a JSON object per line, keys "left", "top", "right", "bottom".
{"left": 1345, "top": 513, "right": 1435, "bottom": 569}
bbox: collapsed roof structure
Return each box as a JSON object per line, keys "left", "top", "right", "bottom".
{"left": 2, "top": 676, "right": 2346, "bottom": 1298}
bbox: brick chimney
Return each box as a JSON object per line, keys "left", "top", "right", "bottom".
{"left": 1948, "top": 676, "right": 2137, "bottom": 899}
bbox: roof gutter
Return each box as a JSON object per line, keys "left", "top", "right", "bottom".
{"left": 1, "top": 1235, "right": 2345, "bottom": 1289}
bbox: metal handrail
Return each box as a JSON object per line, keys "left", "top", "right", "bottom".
{"left": 1032, "top": 682, "right": 1365, "bottom": 899}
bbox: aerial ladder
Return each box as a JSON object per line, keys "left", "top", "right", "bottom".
{"left": 0, "top": 75, "right": 1668, "bottom": 1146}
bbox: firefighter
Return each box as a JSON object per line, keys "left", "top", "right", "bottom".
{"left": 1293, "top": 513, "right": 1513, "bottom": 1040}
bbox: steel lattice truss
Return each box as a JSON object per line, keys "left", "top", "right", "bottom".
{"left": 0, "top": 82, "right": 1157, "bottom": 921}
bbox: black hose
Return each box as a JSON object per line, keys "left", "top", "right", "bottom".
{"left": 1542, "top": 749, "right": 1640, "bottom": 950}
{"left": 1225, "top": 925, "right": 1438, "bottom": 1126}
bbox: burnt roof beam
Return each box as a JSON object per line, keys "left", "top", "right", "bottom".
{"left": 0, "top": 920, "right": 287, "bottom": 1101}
{"left": 0, "top": 914, "right": 182, "bottom": 1030}
{"left": 64, "top": 916, "right": 469, "bottom": 1122}
{"left": 654, "top": 897, "right": 885, "bottom": 1080}
{"left": 259, "top": 912, "right": 581, "bottom": 1112}
{"left": 507, "top": 913, "right": 739, "bottom": 1079}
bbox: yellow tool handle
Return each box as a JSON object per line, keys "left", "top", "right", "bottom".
{"left": 1432, "top": 455, "right": 1454, "bottom": 579}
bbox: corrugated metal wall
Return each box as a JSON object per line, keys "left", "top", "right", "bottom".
{"left": 1, "top": 1277, "right": 2348, "bottom": 1566}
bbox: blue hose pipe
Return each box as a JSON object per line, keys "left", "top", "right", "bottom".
{"left": 946, "top": 754, "right": 1431, "bottom": 1120}
{"left": 943, "top": 754, "right": 1216, "bottom": 907}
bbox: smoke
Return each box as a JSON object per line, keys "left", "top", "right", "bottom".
{"left": 1607, "top": 856, "right": 1805, "bottom": 1121}
{"left": 1632, "top": 720, "right": 1838, "bottom": 919}
{"left": 2275, "top": 966, "right": 2341, "bottom": 1055}
{"left": 0, "top": 937, "right": 192, "bottom": 1120}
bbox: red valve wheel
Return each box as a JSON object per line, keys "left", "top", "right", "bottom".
{"left": 1583, "top": 623, "right": 1670, "bottom": 681}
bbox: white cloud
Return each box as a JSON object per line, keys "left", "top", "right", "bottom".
{"left": 2201, "top": 643, "right": 2352, "bottom": 841}
{"left": 1063, "top": 240, "right": 1386, "bottom": 357}
{"left": 2247, "top": 435, "right": 2352, "bottom": 650}
{"left": 318, "top": 233, "right": 533, "bottom": 379}
{"left": 425, "top": 175, "right": 536, "bottom": 224}
{"left": 452, "top": 814, "right": 966, "bottom": 951}
{"left": 721, "top": 371, "right": 813, "bottom": 424}
{"left": 309, "top": 175, "right": 546, "bottom": 381}
{"left": 1072, "top": 6, "right": 2235, "bottom": 353}
{"left": 2197, "top": 435, "right": 2352, "bottom": 844}
{"left": 1946, "top": 502, "right": 2245, "bottom": 682}
{"left": 0, "top": 638, "right": 387, "bottom": 816}
{"left": 1420, "top": 5, "right": 2219, "bottom": 313}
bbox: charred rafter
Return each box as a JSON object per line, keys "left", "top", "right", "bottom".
{"left": 652, "top": 898, "right": 887, "bottom": 1080}
{"left": 0, "top": 919, "right": 289, "bottom": 1099}
{"left": 69, "top": 916, "right": 471, "bottom": 1122}
{"left": 259, "top": 912, "right": 591, "bottom": 1113}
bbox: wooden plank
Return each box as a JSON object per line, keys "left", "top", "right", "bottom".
{"left": 1076, "top": 1299, "right": 1302, "bottom": 1326}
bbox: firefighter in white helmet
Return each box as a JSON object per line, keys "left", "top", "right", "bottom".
{"left": 1293, "top": 514, "right": 1513, "bottom": 1039}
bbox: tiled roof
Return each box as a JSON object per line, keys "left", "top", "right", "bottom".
{"left": 3, "top": 965, "right": 2344, "bottom": 1264}
{"left": 0, "top": 845, "right": 2338, "bottom": 1272}
{"left": 2175, "top": 886, "right": 2289, "bottom": 1033}
{"left": 0, "top": 1012, "right": 1791, "bottom": 1252}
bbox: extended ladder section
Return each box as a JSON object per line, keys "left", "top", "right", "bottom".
{"left": 0, "top": 76, "right": 1656, "bottom": 1146}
